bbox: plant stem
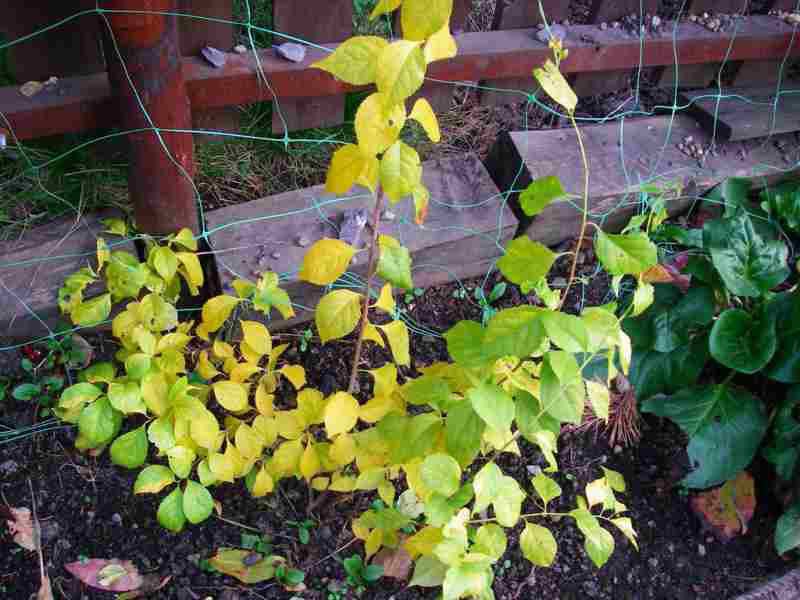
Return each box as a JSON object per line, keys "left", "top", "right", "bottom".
{"left": 560, "top": 111, "right": 591, "bottom": 310}
{"left": 348, "top": 190, "right": 385, "bottom": 394}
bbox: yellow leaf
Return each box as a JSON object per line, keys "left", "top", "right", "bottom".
{"left": 223, "top": 357, "right": 239, "bottom": 375}
{"left": 190, "top": 409, "right": 221, "bottom": 449}
{"left": 375, "top": 283, "right": 396, "bottom": 314}
{"left": 267, "top": 343, "right": 289, "bottom": 376}
{"left": 378, "top": 480, "right": 396, "bottom": 505}
{"left": 330, "top": 433, "right": 357, "bottom": 467}
{"left": 296, "top": 388, "right": 326, "bottom": 426}
{"left": 359, "top": 395, "right": 396, "bottom": 423}
{"left": 370, "top": 0, "right": 401, "bottom": 19}
{"left": 586, "top": 380, "right": 610, "bottom": 421}
{"left": 355, "top": 93, "right": 407, "bottom": 157}
{"left": 255, "top": 383, "right": 274, "bottom": 417}
{"left": 356, "top": 467, "right": 387, "bottom": 490}
{"left": 311, "top": 476, "right": 330, "bottom": 491}
{"left": 404, "top": 459, "right": 433, "bottom": 501}
{"left": 326, "top": 144, "right": 380, "bottom": 195}
{"left": 241, "top": 320, "right": 272, "bottom": 357}
{"left": 252, "top": 415, "right": 278, "bottom": 446}
{"left": 366, "top": 528, "right": 383, "bottom": 559}
{"left": 380, "top": 141, "right": 422, "bottom": 203}
{"left": 230, "top": 363, "right": 261, "bottom": 383}
{"left": 533, "top": 59, "right": 577, "bottom": 113}
{"left": 272, "top": 439, "right": 304, "bottom": 476}
{"left": 330, "top": 473, "right": 358, "bottom": 492}
{"left": 225, "top": 442, "right": 248, "bottom": 478}
{"left": 174, "top": 228, "right": 198, "bottom": 251}
{"left": 239, "top": 341, "right": 262, "bottom": 365}
{"left": 409, "top": 98, "right": 441, "bottom": 143}
{"left": 252, "top": 464, "right": 274, "bottom": 497}
{"left": 364, "top": 323, "right": 386, "bottom": 347}
{"left": 376, "top": 40, "right": 426, "bottom": 108}
{"left": 275, "top": 410, "right": 305, "bottom": 440}
{"left": 209, "top": 451, "right": 236, "bottom": 483}
{"left": 213, "top": 339, "right": 235, "bottom": 360}
{"left": 370, "top": 363, "right": 398, "bottom": 397}
{"left": 232, "top": 278, "right": 255, "bottom": 299}
{"left": 97, "top": 238, "right": 110, "bottom": 271}
{"left": 312, "top": 36, "right": 389, "bottom": 85}
{"left": 141, "top": 372, "right": 169, "bottom": 416}
{"left": 424, "top": 23, "right": 457, "bottom": 64}
{"left": 301, "top": 443, "right": 322, "bottom": 482}
{"left": 213, "top": 381, "right": 249, "bottom": 412}
{"left": 401, "top": 0, "right": 453, "bottom": 41}
{"left": 176, "top": 252, "right": 205, "bottom": 291}
{"left": 379, "top": 320, "right": 410, "bottom": 366}
{"left": 201, "top": 295, "right": 240, "bottom": 333}
{"left": 404, "top": 526, "right": 444, "bottom": 558}
{"left": 316, "top": 290, "right": 363, "bottom": 343}
{"left": 280, "top": 364, "right": 306, "bottom": 390}
{"left": 299, "top": 239, "right": 357, "bottom": 286}
{"left": 235, "top": 423, "right": 264, "bottom": 459}
{"left": 325, "top": 392, "right": 360, "bottom": 437}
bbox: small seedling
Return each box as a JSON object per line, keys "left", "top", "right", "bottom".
{"left": 452, "top": 287, "right": 468, "bottom": 300}
{"left": 276, "top": 564, "right": 306, "bottom": 589}
{"left": 240, "top": 532, "right": 272, "bottom": 555}
{"left": 299, "top": 328, "right": 313, "bottom": 353}
{"left": 475, "top": 282, "right": 507, "bottom": 325}
{"left": 287, "top": 519, "right": 314, "bottom": 545}
{"left": 403, "top": 287, "right": 424, "bottom": 304}
{"left": 342, "top": 555, "right": 383, "bottom": 589}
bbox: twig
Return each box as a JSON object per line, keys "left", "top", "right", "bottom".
{"left": 306, "top": 537, "right": 359, "bottom": 570}
{"left": 348, "top": 189, "right": 385, "bottom": 393}
{"left": 215, "top": 515, "right": 262, "bottom": 533}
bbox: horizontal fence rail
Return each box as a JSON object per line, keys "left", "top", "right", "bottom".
{"left": 1, "top": 15, "right": 798, "bottom": 141}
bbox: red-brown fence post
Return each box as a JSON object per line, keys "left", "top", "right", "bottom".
{"left": 101, "top": 0, "right": 199, "bottom": 235}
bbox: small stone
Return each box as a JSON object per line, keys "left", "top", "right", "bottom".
{"left": 233, "top": 44, "right": 247, "bottom": 54}
{"left": 19, "top": 81, "right": 44, "bottom": 98}
{"left": 668, "top": 543, "right": 675, "bottom": 553}
{"left": 382, "top": 209, "right": 396, "bottom": 221}
{"left": 552, "top": 277, "right": 567, "bottom": 287}
{"left": 562, "top": 19, "right": 570, "bottom": 26}
{"left": 698, "top": 544, "right": 706, "bottom": 557}
{"left": 274, "top": 42, "right": 307, "bottom": 63}
{"left": 536, "top": 24, "right": 567, "bottom": 44}
{"left": 201, "top": 46, "right": 227, "bottom": 69}
{"left": 612, "top": 21, "right": 621, "bottom": 28}
{"left": 87, "top": 511, "right": 95, "bottom": 521}
{"left": 111, "top": 513, "right": 122, "bottom": 525}
{"left": 270, "top": 251, "right": 281, "bottom": 260}
{"left": 526, "top": 465, "right": 543, "bottom": 476}
{"left": 648, "top": 557, "right": 659, "bottom": 568}
{"left": 600, "top": 22, "right": 608, "bottom": 31}
{"left": 296, "top": 235, "right": 311, "bottom": 248}
{"left": 0, "top": 459, "right": 19, "bottom": 477}
{"left": 652, "top": 15, "right": 661, "bottom": 28}
{"left": 613, "top": 445, "right": 623, "bottom": 454}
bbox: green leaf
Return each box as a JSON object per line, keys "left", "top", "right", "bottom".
{"left": 473, "top": 524, "right": 507, "bottom": 560}
{"left": 110, "top": 426, "right": 148, "bottom": 469}
{"left": 520, "top": 176, "right": 566, "bottom": 217}
{"left": 541, "top": 311, "right": 589, "bottom": 353}
{"left": 124, "top": 354, "right": 152, "bottom": 381}
{"left": 762, "top": 180, "right": 800, "bottom": 233}
{"left": 315, "top": 290, "right": 362, "bottom": 343}
{"left": 148, "top": 417, "right": 176, "bottom": 452}
{"left": 762, "top": 388, "right": 800, "bottom": 480}
{"left": 467, "top": 383, "right": 515, "bottom": 433}
{"left": 377, "top": 235, "right": 413, "bottom": 290}
{"left": 472, "top": 463, "right": 525, "bottom": 527}
{"left": 12, "top": 383, "right": 41, "bottom": 401}
{"left": 152, "top": 246, "right": 178, "bottom": 282}
{"left": 380, "top": 141, "right": 422, "bottom": 203}
{"left": 445, "top": 400, "right": 485, "bottom": 467}
{"left": 497, "top": 237, "right": 556, "bottom": 286}
{"left": 483, "top": 306, "right": 546, "bottom": 361}
{"left": 157, "top": 487, "right": 186, "bottom": 532}
{"left": 168, "top": 445, "right": 196, "bottom": 479}
{"left": 642, "top": 385, "right": 768, "bottom": 488}
{"left": 59, "top": 382, "right": 103, "bottom": 409}
{"left": 183, "top": 480, "right": 214, "bottom": 524}
{"left": 134, "top": 464, "right": 176, "bottom": 494}
{"left": 375, "top": 40, "right": 426, "bottom": 107}
{"left": 409, "top": 556, "right": 448, "bottom": 587}
{"left": 624, "top": 284, "right": 715, "bottom": 353}
{"left": 571, "top": 509, "right": 615, "bottom": 567}
{"left": 628, "top": 334, "right": 709, "bottom": 401}
{"left": 108, "top": 381, "right": 147, "bottom": 415}
{"left": 81, "top": 362, "right": 117, "bottom": 385}
{"left": 710, "top": 308, "right": 777, "bottom": 374}
{"left": 421, "top": 453, "right": 462, "bottom": 497}
{"left": 72, "top": 293, "right": 112, "bottom": 327}
{"left": 531, "top": 473, "right": 562, "bottom": 508}
{"left": 704, "top": 211, "right": 789, "bottom": 297}
{"left": 776, "top": 502, "right": 800, "bottom": 555}
{"left": 106, "top": 251, "right": 146, "bottom": 300}
{"left": 595, "top": 231, "right": 658, "bottom": 276}
{"left": 540, "top": 352, "right": 584, "bottom": 425}
{"left": 78, "top": 396, "right": 120, "bottom": 447}
{"left": 312, "top": 35, "right": 388, "bottom": 85}
{"left": 520, "top": 522, "right": 557, "bottom": 566}
{"left": 444, "top": 321, "right": 487, "bottom": 368}
{"left": 765, "top": 291, "right": 800, "bottom": 383}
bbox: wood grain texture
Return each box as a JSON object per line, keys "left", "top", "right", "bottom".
{"left": 681, "top": 86, "right": 800, "bottom": 141}
{"left": 206, "top": 154, "right": 517, "bottom": 330}
{"left": 271, "top": 0, "right": 352, "bottom": 133}
{"left": 0, "top": 212, "right": 136, "bottom": 341}
{"left": 486, "top": 114, "right": 798, "bottom": 247}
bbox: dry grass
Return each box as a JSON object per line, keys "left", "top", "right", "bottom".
{"left": 568, "top": 376, "right": 643, "bottom": 448}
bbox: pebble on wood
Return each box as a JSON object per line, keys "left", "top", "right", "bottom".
{"left": 273, "top": 42, "right": 307, "bottom": 63}
{"left": 535, "top": 24, "right": 567, "bottom": 44}
{"left": 201, "top": 46, "right": 227, "bottom": 69}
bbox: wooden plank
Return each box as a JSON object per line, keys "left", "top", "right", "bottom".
{"left": 271, "top": 0, "right": 352, "bottom": 133}
{"left": 572, "top": 0, "right": 659, "bottom": 98}
{"left": 0, "top": 213, "right": 137, "bottom": 342}
{"left": 0, "top": 1, "right": 104, "bottom": 82}
{"left": 680, "top": 86, "right": 800, "bottom": 141}
{"left": 4, "top": 16, "right": 800, "bottom": 141}
{"left": 481, "top": 0, "right": 570, "bottom": 107}
{"left": 485, "top": 114, "right": 798, "bottom": 248}
{"left": 205, "top": 154, "right": 516, "bottom": 329}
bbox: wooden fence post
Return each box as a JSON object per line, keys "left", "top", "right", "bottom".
{"left": 102, "top": 0, "right": 199, "bottom": 235}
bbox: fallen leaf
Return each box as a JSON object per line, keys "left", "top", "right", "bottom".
{"left": 117, "top": 574, "right": 172, "bottom": 599}
{"left": 372, "top": 546, "right": 412, "bottom": 581}
{"left": 208, "top": 549, "right": 280, "bottom": 584}
{"left": 4, "top": 506, "right": 39, "bottom": 551}
{"left": 20, "top": 81, "right": 43, "bottom": 97}
{"left": 37, "top": 575, "right": 53, "bottom": 600}
{"left": 691, "top": 471, "right": 756, "bottom": 542}
{"left": 641, "top": 263, "right": 691, "bottom": 293}
{"left": 65, "top": 559, "right": 143, "bottom": 592}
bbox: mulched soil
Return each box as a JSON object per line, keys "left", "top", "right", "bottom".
{"left": 0, "top": 245, "right": 791, "bottom": 600}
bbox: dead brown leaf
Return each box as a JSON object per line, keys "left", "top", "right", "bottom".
{"left": 372, "top": 546, "right": 412, "bottom": 581}
{"left": 116, "top": 574, "right": 172, "bottom": 599}
{"left": 5, "top": 507, "right": 39, "bottom": 551}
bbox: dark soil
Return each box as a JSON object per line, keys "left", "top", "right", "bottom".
{"left": 0, "top": 247, "right": 791, "bottom": 600}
